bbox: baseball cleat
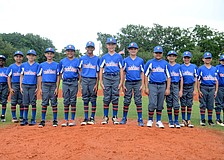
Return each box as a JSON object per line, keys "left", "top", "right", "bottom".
{"left": 29, "top": 119, "right": 36, "bottom": 126}
{"left": 208, "top": 120, "right": 215, "bottom": 126}
{"left": 61, "top": 120, "right": 68, "bottom": 127}
{"left": 20, "top": 119, "right": 28, "bottom": 126}
{"left": 68, "top": 120, "right": 76, "bottom": 127}
{"left": 87, "top": 117, "right": 95, "bottom": 125}
{"left": 216, "top": 119, "right": 224, "bottom": 127}
{"left": 180, "top": 120, "right": 187, "bottom": 127}
{"left": 156, "top": 121, "right": 164, "bottom": 129}
{"left": 53, "top": 120, "right": 58, "bottom": 127}
{"left": 101, "top": 116, "right": 109, "bottom": 125}
{"left": 200, "top": 119, "right": 206, "bottom": 126}
{"left": 174, "top": 121, "right": 181, "bottom": 128}
{"left": 12, "top": 118, "right": 19, "bottom": 123}
{"left": 168, "top": 121, "right": 174, "bottom": 128}
{"left": 187, "top": 120, "right": 194, "bottom": 128}
{"left": 112, "top": 116, "right": 119, "bottom": 125}
{"left": 138, "top": 118, "right": 144, "bottom": 127}
{"left": 119, "top": 117, "right": 127, "bottom": 124}
{"left": 1, "top": 115, "right": 6, "bottom": 122}
{"left": 146, "top": 120, "right": 153, "bottom": 127}
{"left": 81, "top": 119, "right": 88, "bottom": 126}
{"left": 19, "top": 117, "right": 23, "bottom": 122}
{"left": 38, "top": 120, "right": 45, "bottom": 128}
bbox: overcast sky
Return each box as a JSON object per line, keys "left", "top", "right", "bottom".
{"left": 0, "top": 0, "right": 223, "bottom": 54}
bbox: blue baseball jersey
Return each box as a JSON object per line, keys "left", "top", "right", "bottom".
{"left": 79, "top": 55, "right": 99, "bottom": 78}
{"left": 20, "top": 62, "right": 39, "bottom": 85}
{"left": 37, "top": 61, "right": 59, "bottom": 83}
{"left": 216, "top": 64, "right": 224, "bottom": 85}
{"left": 59, "top": 57, "right": 79, "bottom": 80}
{"left": 6, "top": 63, "right": 21, "bottom": 83}
{"left": 99, "top": 53, "right": 123, "bottom": 73}
{"left": 180, "top": 63, "right": 197, "bottom": 84}
{"left": 0, "top": 67, "right": 8, "bottom": 83}
{"left": 123, "top": 56, "right": 144, "bottom": 81}
{"left": 168, "top": 63, "right": 182, "bottom": 83}
{"left": 197, "top": 65, "right": 217, "bottom": 85}
{"left": 144, "top": 58, "right": 170, "bottom": 83}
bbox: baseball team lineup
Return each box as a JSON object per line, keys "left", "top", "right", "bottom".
{"left": 0, "top": 37, "right": 224, "bottom": 129}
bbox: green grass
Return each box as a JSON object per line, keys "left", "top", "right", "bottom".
{"left": 1, "top": 96, "right": 224, "bottom": 131}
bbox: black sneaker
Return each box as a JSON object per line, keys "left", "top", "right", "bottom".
{"left": 1, "top": 115, "right": 6, "bottom": 122}
{"left": 208, "top": 120, "right": 215, "bottom": 126}
{"left": 38, "top": 120, "right": 45, "bottom": 128}
{"left": 81, "top": 119, "right": 88, "bottom": 126}
{"left": 200, "top": 119, "right": 206, "bottom": 126}
{"left": 53, "top": 120, "right": 58, "bottom": 127}
{"left": 19, "top": 117, "right": 23, "bottom": 122}
{"left": 87, "top": 117, "right": 95, "bottom": 125}
{"left": 20, "top": 119, "right": 28, "bottom": 126}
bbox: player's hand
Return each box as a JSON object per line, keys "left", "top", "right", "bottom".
{"left": 118, "top": 83, "right": 122, "bottom": 90}
{"left": 100, "top": 82, "right": 105, "bottom": 90}
{"left": 10, "top": 89, "right": 15, "bottom": 95}
{"left": 144, "top": 88, "right": 149, "bottom": 95}
{"left": 198, "top": 91, "right": 203, "bottom": 98}
{"left": 139, "top": 85, "right": 144, "bottom": 91}
{"left": 179, "top": 91, "right": 183, "bottom": 98}
{"left": 93, "top": 84, "right": 98, "bottom": 94}
{"left": 214, "top": 91, "right": 217, "bottom": 98}
{"left": 165, "top": 89, "right": 170, "bottom": 96}
{"left": 20, "top": 88, "right": 23, "bottom": 95}
{"left": 39, "top": 89, "right": 43, "bottom": 95}
{"left": 35, "top": 88, "right": 38, "bottom": 95}
{"left": 193, "top": 90, "right": 197, "bottom": 96}
{"left": 54, "top": 88, "right": 58, "bottom": 96}
{"left": 122, "top": 85, "right": 127, "bottom": 93}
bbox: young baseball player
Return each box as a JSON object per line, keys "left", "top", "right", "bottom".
{"left": 7, "top": 51, "right": 24, "bottom": 123}
{"left": 180, "top": 51, "right": 197, "bottom": 128}
{"left": 166, "top": 51, "right": 183, "bottom": 128}
{"left": 20, "top": 49, "right": 39, "bottom": 126}
{"left": 38, "top": 48, "right": 60, "bottom": 127}
{"left": 120, "top": 42, "right": 144, "bottom": 126}
{"left": 99, "top": 37, "right": 123, "bottom": 125}
{"left": 215, "top": 55, "right": 224, "bottom": 126}
{"left": 79, "top": 41, "right": 99, "bottom": 125}
{"left": 144, "top": 46, "right": 171, "bottom": 128}
{"left": 0, "top": 55, "right": 8, "bottom": 122}
{"left": 197, "top": 52, "right": 218, "bottom": 126}
{"left": 59, "top": 44, "right": 79, "bottom": 127}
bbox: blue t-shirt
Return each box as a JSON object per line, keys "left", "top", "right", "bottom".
{"left": 144, "top": 58, "right": 170, "bottom": 83}
{"left": 168, "top": 63, "right": 182, "bottom": 83}
{"left": 0, "top": 67, "right": 8, "bottom": 83}
{"left": 123, "top": 56, "right": 144, "bottom": 81}
{"left": 20, "top": 62, "right": 39, "bottom": 85}
{"left": 99, "top": 53, "right": 123, "bottom": 73}
{"left": 79, "top": 55, "right": 99, "bottom": 78}
{"left": 37, "top": 61, "right": 59, "bottom": 83}
{"left": 216, "top": 64, "right": 224, "bottom": 86}
{"left": 180, "top": 63, "right": 197, "bottom": 84}
{"left": 6, "top": 63, "right": 21, "bottom": 83}
{"left": 59, "top": 57, "right": 79, "bottom": 80}
{"left": 197, "top": 65, "right": 217, "bottom": 86}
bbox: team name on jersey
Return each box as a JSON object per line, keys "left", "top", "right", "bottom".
{"left": 220, "top": 73, "right": 224, "bottom": 77}
{"left": 24, "top": 70, "right": 36, "bottom": 75}
{"left": 0, "top": 72, "right": 7, "bottom": 77}
{"left": 152, "top": 66, "right": 164, "bottom": 72}
{"left": 171, "top": 71, "right": 179, "bottom": 77}
{"left": 128, "top": 65, "right": 140, "bottom": 71}
{"left": 13, "top": 72, "right": 20, "bottom": 76}
{"left": 182, "top": 70, "right": 193, "bottom": 76}
{"left": 83, "top": 63, "right": 96, "bottom": 69}
{"left": 64, "top": 66, "right": 77, "bottom": 72}
{"left": 43, "top": 69, "right": 56, "bottom": 74}
{"left": 105, "top": 61, "right": 118, "bottom": 67}
{"left": 203, "top": 75, "right": 216, "bottom": 80}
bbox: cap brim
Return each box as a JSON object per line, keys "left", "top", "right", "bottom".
{"left": 14, "top": 54, "right": 23, "bottom": 56}
{"left": 128, "top": 47, "right": 138, "bottom": 49}
{"left": 45, "top": 51, "right": 55, "bottom": 53}
{"left": 27, "top": 53, "right": 36, "bottom": 55}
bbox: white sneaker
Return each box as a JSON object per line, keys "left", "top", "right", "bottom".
{"left": 146, "top": 120, "right": 153, "bottom": 127}
{"left": 112, "top": 116, "right": 119, "bottom": 125}
{"left": 68, "top": 120, "right": 76, "bottom": 127}
{"left": 61, "top": 120, "right": 68, "bottom": 127}
{"left": 156, "top": 121, "right": 164, "bottom": 129}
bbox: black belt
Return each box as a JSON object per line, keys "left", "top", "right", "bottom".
{"left": 104, "top": 72, "right": 119, "bottom": 76}
{"left": 184, "top": 83, "right": 194, "bottom": 86}
{"left": 0, "top": 82, "right": 7, "bottom": 84}
{"left": 149, "top": 82, "right": 166, "bottom": 85}
{"left": 82, "top": 76, "right": 97, "bottom": 79}
{"left": 201, "top": 84, "right": 215, "bottom": 87}
{"left": 126, "top": 80, "right": 141, "bottom": 82}
{"left": 63, "top": 78, "right": 78, "bottom": 82}
{"left": 42, "top": 82, "right": 56, "bottom": 83}
{"left": 219, "top": 85, "right": 224, "bottom": 87}
{"left": 171, "top": 82, "right": 179, "bottom": 85}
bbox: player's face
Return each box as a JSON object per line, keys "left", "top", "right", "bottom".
{"left": 66, "top": 50, "right": 75, "bottom": 59}
{"left": 167, "top": 55, "right": 177, "bottom": 63}
{"left": 45, "top": 52, "right": 54, "bottom": 60}
{"left": 128, "top": 48, "right": 138, "bottom": 56}
{"left": 220, "top": 60, "right": 224, "bottom": 65}
{"left": 154, "top": 52, "right": 163, "bottom": 60}
{"left": 183, "top": 57, "right": 191, "bottom": 64}
{"left": 14, "top": 55, "right": 23, "bottom": 63}
{"left": 0, "top": 59, "right": 5, "bottom": 67}
{"left": 106, "top": 44, "right": 116, "bottom": 53}
{"left": 203, "top": 58, "right": 212, "bottom": 64}
{"left": 86, "top": 47, "right": 95, "bottom": 55}
{"left": 27, "top": 54, "right": 36, "bottom": 62}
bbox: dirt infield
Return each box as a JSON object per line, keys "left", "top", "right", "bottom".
{"left": 0, "top": 119, "right": 223, "bottom": 160}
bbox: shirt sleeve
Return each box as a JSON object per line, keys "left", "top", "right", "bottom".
{"left": 6, "top": 66, "right": 12, "bottom": 77}
{"left": 59, "top": 60, "right": 63, "bottom": 73}
{"left": 19, "top": 64, "right": 24, "bottom": 75}
{"left": 99, "top": 57, "right": 105, "bottom": 68}
{"left": 37, "top": 64, "right": 42, "bottom": 76}
{"left": 144, "top": 61, "right": 151, "bottom": 76}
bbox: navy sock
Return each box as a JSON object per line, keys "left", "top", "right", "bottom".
{"left": 19, "top": 105, "right": 24, "bottom": 118}
{"left": 104, "top": 104, "right": 109, "bottom": 117}
{"left": 187, "top": 106, "right": 192, "bottom": 120}
{"left": 148, "top": 110, "right": 154, "bottom": 121}
{"left": 167, "top": 107, "right": 172, "bottom": 122}
{"left": 64, "top": 105, "right": 69, "bottom": 121}
{"left": 174, "top": 109, "right": 179, "bottom": 122}
{"left": 91, "top": 101, "right": 96, "bottom": 118}
{"left": 123, "top": 105, "right": 129, "bottom": 118}
{"left": 216, "top": 109, "right": 221, "bottom": 120}
{"left": 156, "top": 110, "right": 162, "bottom": 122}
{"left": 71, "top": 105, "right": 76, "bottom": 120}
{"left": 113, "top": 104, "right": 118, "bottom": 117}
{"left": 1, "top": 105, "right": 6, "bottom": 115}
{"left": 11, "top": 105, "right": 16, "bottom": 118}
{"left": 84, "top": 102, "right": 89, "bottom": 119}
{"left": 31, "top": 105, "right": 36, "bottom": 120}
{"left": 136, "top": 105, "right": 142, "bottom": 120}
{"left": 200, "top": 108, "right": 205, "bottom": 120}
{"left": 208, "top": 109, "right": 213, "bottom": 120}
{"left": 41, "top": 106, "right": 47, "bottom": 121}
{"left": 181, "top": 106, "right": 186, "bottom": 120}
{"left": 24, "top": 105, "right": 29, "bottom": 120}
{"left": 52, "top": 106, "right": 57, "bottom": 121}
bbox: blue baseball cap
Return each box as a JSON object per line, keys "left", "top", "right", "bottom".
{"left": 167, "top": 50, "right": 177, "bottom": 56}
{"left": 128, "top": 42, "right": 138, "bottom": 49}
{"left": 66, "top": 45, "right": 75, "bottom": 51}
{"left": 154, "top": 46, "right": 163, "bottom": 53}
{"left": 0, "top": 55, "right": 6, "bottom": 60}
{"left": 182, "top": 51, "right": 192, "bottom": 58}
{"left": 86, "top": 41, "right": 95, "bottom": 48}
{"left": 106, "top": 37, "right": 117, "bottom": 44}
{"left": 220, "top": 54, "right": 224, "bottom": 61}
{"left": 203, "top": 52, "right": 212, "bottom": 59}
{"left": 27, "top": 49, "right": 36, "bottom": 55}
{"left": 45, "top": 47, "right": 55, "bottom": 53}
{"left": 14, "top": 51, "right": 24, "bottom": 56}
